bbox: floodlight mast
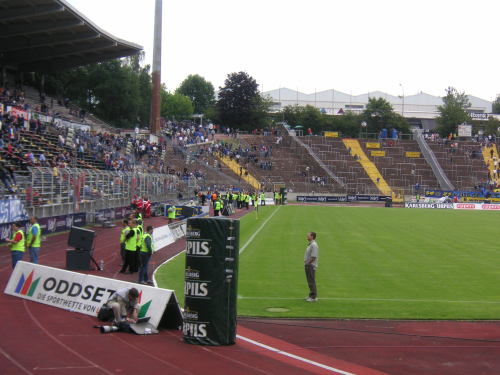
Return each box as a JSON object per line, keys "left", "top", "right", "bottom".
{"left": 150, "top": 0, "right": 162, "bottom": 135}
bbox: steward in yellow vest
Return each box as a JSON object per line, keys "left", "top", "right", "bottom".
{"left": 119, "top": 219, "right": 129, "bottom": 264}
{"left": 7, "top": 222, "right": 25, "bottom": 269}
{"left": 138, "top": 226, "right": 154, "bottom": 284}
{"left": 120, "top": 220, "right": 138, "bottom": 274}
{"left": 168, "top": 205, "right": 176, "bottom": 223}
{"left": 27, "top": 216, "right": 41, "bottom": 264}
{"left": 214, "top": 198, "right": 223, "bottom": 216}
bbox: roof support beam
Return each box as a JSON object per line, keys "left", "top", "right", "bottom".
{"left": 0, "top": 4, "right": 65, "bottom": 22}
{"left": 11, "top": 40, "right": 117, "bottom": 64}
{"left": 20, "top": 49, "right": 140, "bottom": 72}
{"left": 0, "top": 19, "right": 84, "bottom": 38}
{"left": 1, "top": 32, "right": 100, "bottom": 52}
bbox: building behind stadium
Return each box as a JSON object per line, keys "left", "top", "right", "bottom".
{"left": 264, "top": 88, "right": 495, "bottom": 130}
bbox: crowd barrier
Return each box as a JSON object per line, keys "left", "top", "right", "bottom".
{"left": 297, "top": 195, "right": 390, "bottom": 203}
{"left": 163, "top": 205, "right": 203, "bottom": 219}
{"left": 93, "top": 206, "right": 135, "bottom": 222}
{"left": 0, "top": 212, "right": 86, "bottom": 242}
{"left": 0, "top": 197, "right": 28, "bottom": 224}
{"left": 405, "top": 202, "right": 500, "bottom": 211}
{"left": 425, "top": 189, "right": 500, "bottom": 199}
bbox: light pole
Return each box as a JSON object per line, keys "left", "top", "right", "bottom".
{"left": 361, "top": 121, "right": 367, "bottom": 139}
{"left": 399, "top": 83, "right": 405, "bottom": 117}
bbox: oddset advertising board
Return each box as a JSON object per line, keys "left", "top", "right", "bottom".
{"left": 4, "top": 262, "right": 182, "bottom": 329}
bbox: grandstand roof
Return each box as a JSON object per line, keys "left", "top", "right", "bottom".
{"left": 0, "top": 0, "right": 143, "bottom": 72}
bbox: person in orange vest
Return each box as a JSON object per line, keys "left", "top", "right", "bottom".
{"left": 211, "top": 191, "right": 217, "bottom": 210}
{"left": 6, "top": 222, "right": 25, "bottom": 269}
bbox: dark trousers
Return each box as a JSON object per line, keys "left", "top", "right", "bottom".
{"left": 120, "top": 243, "right": 125, "bottom": 264}
{"left": 138, "top": 252, "right": 151, "bottom": 283}
{"left": 120, "top": 250, "right": 137, "bottom": 273}
{"left": 305, "top": 264, "right": 317, "bottom": 298}
{"left": 11, "top": 251, "right": 24, "bottom": 269}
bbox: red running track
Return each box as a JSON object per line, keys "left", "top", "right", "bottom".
{"left": 1, "top": 211, "right": 499, "bottom": 375}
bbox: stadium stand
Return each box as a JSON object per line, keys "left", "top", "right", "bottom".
{"left": 426, "top": 137, "right": 488, "bottom": 191}
{"left": 219, "top": 133, "right": 336, "bottom": 193}
{"left": 481, "top": 143, "right": 499, "bottom": 187}
{"left": 342, "top": 139, "right": 392, "bottom": 196}
{"left": 357, "top": 138, "right": 440, "bottom": 194}
{"left": 299, "top": 136, "right": 380, "bottom": 194}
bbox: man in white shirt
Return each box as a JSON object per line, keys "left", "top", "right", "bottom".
{"left": 304, "top": 232, "right": 319, "bottom": 302}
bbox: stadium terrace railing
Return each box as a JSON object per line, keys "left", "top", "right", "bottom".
{"left": 15, "top": 167, "right": 182, "bottom": 218}
{"left": 412, "top": 128, "right": 455, "bottom": 190}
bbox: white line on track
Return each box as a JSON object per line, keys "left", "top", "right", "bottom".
{"left": 0, "top": 345, "right": 33, "bottom": 374}
{"left": 33, "top": 366, "right": 96, "bottom": 370}
{"left": 239, "top": 206, "right": 281, "bottom": 254}
{"left": 238, "top": 296, "right": 500, "bottom": 304}
{"left": 237, "top": 334, "right": 356, "bottom": 375}
{"left": 22, "top": 301, "right": 113, "bottom": 375}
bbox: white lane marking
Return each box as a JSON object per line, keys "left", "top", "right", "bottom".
{"left": 238, "top": 296, "right": 500, "bottom": 304}
{"left": 153, "top": 206, "right": 281, "bottom": 284}
{"left": 237, "top": 334, "right": 356, "bottom": 375}
{"left": 240, "top": 206, "right": 281, "bottom": 254}
{"left": 152, "top": 249, "right": 186, "bottom": 287}
{"left": 22, "top": 301, "right": 112, "bottom": 375}
{"left": 33, "top": 366, "right": 96, "bottom": 371}
{"left": 0, "top": 346, "right": 33, "bottom": 374}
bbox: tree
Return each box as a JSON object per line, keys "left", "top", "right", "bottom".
{"left": 492, "top": 94, "right": 500, "bottom": 114}
{"left": 485, "top": 116, "right": 500, "bottom": 136}
{"left": 362, "top": 97, "right": 409, "bottom": 134}
{"left": 216, "top": 71, "right": 269, "bottom": 130}
{"left": 282, "top": 105, "right": 325, "bottom": 133}
{"left": 175, "top": 74, "right": 215, "bottom": 114}
{"left": 436, "top": 87, "right": 471, "bottom": 137}
{"left": 328, "top": 111, "right": 364, "bottom": 137}
{"left": 160, "top": 86, "right": 194, "bottom": 119}
{"left": 38, "top": 55, "right": 152, "bottom": 128}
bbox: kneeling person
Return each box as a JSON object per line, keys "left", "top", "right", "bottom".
{"left": 106, "top": 287, "right": 139, "bottom": 324}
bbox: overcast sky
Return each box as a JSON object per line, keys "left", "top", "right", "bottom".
{"left": 66, "top": 0, "right": 499, "bottom": 100}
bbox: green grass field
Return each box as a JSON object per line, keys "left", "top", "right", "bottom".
{"left": 155, "top": 205, "right": 500, "bottom": 319}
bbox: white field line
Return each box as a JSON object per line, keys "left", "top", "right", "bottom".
{"left": 240, "top": 206, "right": 281, "bottom": 255}
{"left": 152, "top": 250, "right": 186, "bottom": 287}
{"left": 237, "top": 335, "right": 356, "bottom": 375}
{"left": 238, "top": 296, "right": 500, "bottom": 304}
{"left": 153, "top": 206, "right": 281, "bottom": 285}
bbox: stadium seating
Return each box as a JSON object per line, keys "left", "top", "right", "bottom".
{"left": 426, "top": 140, "right": 487, "bottom": 190}
{"left": 229, "top": 134, "right": 335, "bottom": 193}
{"left": 299, "top": 136, "right": 380, "bottom": 194}
{"left": 357, "top": 139, "right": 440, "bottom": 194}
{"left": 342, "top": 139, "right": 392, "bottom": 196}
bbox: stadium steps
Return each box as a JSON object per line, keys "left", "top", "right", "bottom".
{"left": 216, "top": 154, "right": 261, "bottom": 190}
{"left": 482, "top": 144, "right": 500, "bottom": 184}
{"left": 358, "top": 139, "right": 440, "bottom": 194}
{"left": 20, "top": 130, "right": 102, "bottom": 170}
{"left": 342, "top": 139, "right": 393, "bottom": 196}
{"left": 234, "top": 135, "right": 333, "bottom": 193}
{"left": 299, "top": 137, "right": 379, "bottom": 194}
